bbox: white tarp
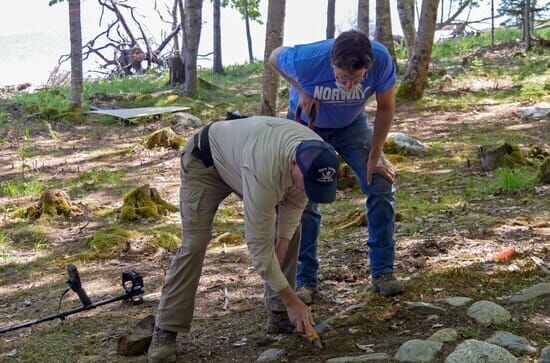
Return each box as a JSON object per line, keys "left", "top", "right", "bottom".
{"left": 88, "top": 106, "right": 191, "bottom": 119}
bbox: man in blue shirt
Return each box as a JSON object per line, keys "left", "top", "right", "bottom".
{"left": 269, "top": 30, "right": 404, "bottom": 300}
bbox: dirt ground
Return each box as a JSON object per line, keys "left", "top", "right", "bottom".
{"left": 0, "top": 87, "right": 549, "bottom": 362}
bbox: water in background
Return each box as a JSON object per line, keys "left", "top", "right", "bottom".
{"left": 0, "top": 32, "right": 70, "bottom": 87}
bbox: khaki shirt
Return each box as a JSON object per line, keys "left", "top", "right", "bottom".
{"left": 209, "top": 116, "right": 322, "bottom": 292}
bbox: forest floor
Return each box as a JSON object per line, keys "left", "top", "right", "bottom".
{"left": 0, "top": 39, "right": 549, "bottom": 362}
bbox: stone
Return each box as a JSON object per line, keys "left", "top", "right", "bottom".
{"left": 521, "top": 102, "right": 550, "bottom": 119}
{"left": 508, "top": 283, "right": 550, "bottom": 303}
{"left": 172, "top": 112, "right": 203, "bottom": 127}
{"left": 444, "top": 339, "right": 518, "bottom": 363}
{"left": 404, "top": 301, "right": 446, "bottom": 314}
{"left": 384, "top": 132, "right": 429, "bottom": 156}
{"left": 540, "top": 345, "right": 550, "bottom": 361}
{"left": 443, "top": 297, "right": 473, "bottom": 307}
{"left": 326, "top": 353, "right": 391, "bottom": 362}
{"left": 485, "top": 331, "right": 537, "bottom": 355}
{"left": 394, "top": 339, "right": 443, "bottom": 362}
{"left": 428, "top": 328, "right": 458, "bottom": 343}
{"left": 466, "top": 300, "right": 511, "bottom": 326}
{"left": 117, "top": 315, "right": 155, "bottom": 356}
{"left": 479, "top": 142, "right": 525, "bottom": 171}
{"left": 257, "top": 348, "right": 285, "bottom": 362}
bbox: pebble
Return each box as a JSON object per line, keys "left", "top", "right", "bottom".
{"left": 442, "top": 297, "right": 473, "bottom": 307}
{"left": 394, "top": 339, "right": 443, "bottom": 362}
{"left": 485, "top": 331, "right": 537, "bottom": 355}
{"left": 445, "top": 339, "right": 518, "bottom": 363}
{"left": 466, "top": 300, "right": 511, "bottom": 326}
{"left": 508, "top": 282, "right": 550, "bottom": 303}
{"left": 326, "top": 353, "right": 391, "bottom": 362}
{"left": 257, "top": 348, "right": 285, "bottom": 362}
{"left": 427, "top": 328, "right": 458, "bottom": 343}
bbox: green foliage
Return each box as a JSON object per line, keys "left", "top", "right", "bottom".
{"left": 498, "top": 0, "right": 549, "bottom": 24}
{"left": 0, "top": 110, "right": 7, "bottom": 127}
{"left": 0, "top": 179, "right": 45, "bottom": 197}
{"left": 537, "top": 158, "right": 550, "bottom": 184}
{"left": 221, "top": 0, "right": 263, "bottom": 23}
{"left": 85, "top": 74, "right": 169, "bottom": 96}
{"left": 492, "top": 167, "right": 535, "bottom": 193}
{"left": 12, "top": 225, "right": 49, "bottom": 249}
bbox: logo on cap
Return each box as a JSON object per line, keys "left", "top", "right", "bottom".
{"left": 318, "top": 167, "right": 336, "bottom": 183}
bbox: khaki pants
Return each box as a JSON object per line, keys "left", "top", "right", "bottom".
{"left": 156, "top": 132, "right": 300, "bottom": 333}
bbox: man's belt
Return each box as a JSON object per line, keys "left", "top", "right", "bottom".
{"left": 191, "top": 124, "right": 214, "bottom": 167}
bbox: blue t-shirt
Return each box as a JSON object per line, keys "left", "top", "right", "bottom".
{"left": 276, "top": 39, "right": 396, "bottom": 128}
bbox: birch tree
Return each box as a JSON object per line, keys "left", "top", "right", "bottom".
{"left": 259, "top": 0, "right": 285, "bottom": 116}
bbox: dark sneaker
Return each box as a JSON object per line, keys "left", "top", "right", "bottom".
{"left": 147, "top": 326, "right": 177, "bottom": 363}
{"left": 266, "top": 310, "right": 295, "bottom": 334}
{"left": 372, "top": 273, "right": 404, "bottom": 297}
{"left": 296, "top": 285, "right": 318, "bottom": 305}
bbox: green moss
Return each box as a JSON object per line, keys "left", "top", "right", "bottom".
{"left": 144, "top": 127, "right": 186, "bottom": 149}
{"left": 155, "top": 231, "right": 181, "bottom": 251}
{"left": 119, "top": 184, "right": 177, "bottom": 221}
{"left": 87, "top": 225, "right": 139, "bottom": 254}
{"left": 21, "top": 189, "right": 72, "bottom": 221}
{"left": 337, "top": 163, "right": 358, "bottom": 190}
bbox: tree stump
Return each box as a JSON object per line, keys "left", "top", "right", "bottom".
{"left": 120, "top": 184, "right": 177, "bottom": 221}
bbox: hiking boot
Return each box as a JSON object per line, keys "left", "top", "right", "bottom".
{"left": 372, "top": 273, "right": 404, "bottom": 297}
{"left": 266, "top": 310, "right": 295, "bottom": 334}
{"left": 147, "top": 326, "right": 177, "bottom": 363}
{"left": 296, "top": 285, "right": 318, "bottom": 305}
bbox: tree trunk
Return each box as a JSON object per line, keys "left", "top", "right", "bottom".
{"left": 397, "top": 0, "right": 440, "bottom": 100}
{"left": 357, "top": 0, "right": 369, "bottom": 35}
{"left": 260, "top": 0, "right": 285, "bottom": 116}
{"left": 397, "top": 0, "right": 416, "bottom": 61}
{"left": 243, "top": 0, "right": 254, "bottom": 63}
{"left": 171, "top": 0, "right": 180, "bottom": 53}
{"left": 213, "top": 0, "right": 224, "bottom": 73}
{"left": 491, "top": 0, "right": 495, "bottom": 49}
{"left": 326, "top": 0, "right": 336, "bottom": 39}
{"left": 68, "top": 0, "right": 83, "bottom": 110}
{"left": 523, "top": 0, "right": 531, "bottom": 50}
{"left": 183, "top": 0, "right": 203, "bottom": 97}
{"left": 375, "top": 0, "right": 396, "bottom": 62}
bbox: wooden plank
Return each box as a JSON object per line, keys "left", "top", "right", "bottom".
{"left": 88, "top": 106, "right": 191, "bottom": 119}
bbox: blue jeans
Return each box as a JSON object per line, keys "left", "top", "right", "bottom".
{"left": 287, "top": 111, "right": 396, "bottom": 288}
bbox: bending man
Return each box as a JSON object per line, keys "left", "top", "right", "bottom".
{"left": 148, "top": 116, "right": 340, "bottom": 362}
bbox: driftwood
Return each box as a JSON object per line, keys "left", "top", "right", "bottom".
{"left": 58, "top": 0, "right": 182, "bottom": 77}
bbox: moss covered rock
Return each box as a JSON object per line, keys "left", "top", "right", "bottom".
{"left": 537, "top": 158, "right": 550, "bottom": 184}
{"left": 23, "top": 189, "right": 72, "bottom": 221}
{"left": 88, "top": 226, "right": 141, "bottom": 257}
{"left": 120, "top": 184, "right": 177, "bottom": 221}
{"left": 337, "top": 163, "right": 358, "bottom": 190}
{"left": 144, "top": 127, "right": 186, "bottom": 150}
{"left": 479, "top": 142, "right": 525, "bottom": 171}
{"left": 212, "top": 232, "right": 245, "bottom": 246}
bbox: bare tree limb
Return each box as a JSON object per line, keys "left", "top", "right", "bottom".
{"left": 436, "top": 0, "right": 473, "bottom": 29}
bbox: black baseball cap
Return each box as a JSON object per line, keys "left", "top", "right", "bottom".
{"left": 296, "top": 140, "right": 340, "bottom": 203}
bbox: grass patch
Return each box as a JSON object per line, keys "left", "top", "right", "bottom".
{"left": 87, "top": 225, "right": 140, "bottom": 258}
{"left": 69, "top": 168, "right": 125, "bottom": 195}
{"left": 0, "top": 109, "right": 7, "bottom": 127}
{"left": 491, "top": 167, "right": 536, "bottom": 194}
{"left": 0, "top": 230, "right": 12, "bottom": 261}
{"left": 11, "top": 224, "right": 49, "bottom": 252}
{"left": 0, "top": 178, "right": 45, "bottom": 197}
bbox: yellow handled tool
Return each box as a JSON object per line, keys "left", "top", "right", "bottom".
{"left": 306, "top": 325, "right": 323, "bottom": 349}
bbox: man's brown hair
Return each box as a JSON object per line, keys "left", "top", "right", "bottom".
{"left": 330, "top": 30, "right": 373, "bottom": 71}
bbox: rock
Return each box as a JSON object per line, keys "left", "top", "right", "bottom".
{"left": 326, "top": 353, "right": 391, "bottom": 362}
{"left": 466, "top": 300, "right": 511, "bottom": 326}
{"left": 444, "top": 339, "right": 518, "bottom": 363}
{"left": 394, "top": 339, "right": 443, "bottom": 362}
{"left": 485, "top": 331, "right": 537, "bottom": 355}
{"left": 384, "top": 133, "right": 429, "bottom": 156}
{"left": 538, "top": 158, "right": 550, "bottom": 184}
{"left": 257, "top": 348, "right": 285, "bottom": 362}
{"left": 117, "top": 315, "right": 155, "bottom": 356}
{"left": 508, "top": 282, "right": 550, "bottom": 303}
{"left": 540, "top": 345, "right": 550, "bottom": 361}
{"left": 144, "top": 127, "right": 186, "bottom": 149}
{"left": 404, "top": 301, "right": 446, "bottom": 314}
{"left": 521, "top": 102, "right": 550, "bottom": 119}
{"left": 172, "top": 112, "right": 203, "bottom": 128}
{"left": 428, "top": 328, "right": 458, "bottom": 343}
{"left": 442, "top": 297, "right": 473, "bottom": 307}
